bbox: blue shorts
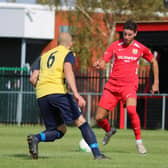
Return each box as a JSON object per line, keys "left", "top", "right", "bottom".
{"left": 37, "top": 94, "right": 82, "bottom": 130}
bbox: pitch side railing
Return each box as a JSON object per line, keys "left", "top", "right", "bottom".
{"left": 0, "top": 67, "right": 167, "bottom": 129}
{"left": 80, "top": 93, "right": 168, "bottom": 130}
{"left": 0, "top": 90, "right": 168, "bottom": 129}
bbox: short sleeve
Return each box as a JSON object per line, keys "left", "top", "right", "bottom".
{"left": 142, "top": 46, "right": 153, "bottom": 62}
{"left": 102, "top": 43, "right": 114, "bottom": 63}
{"left": 64, "top": 51, "right": 76, "bottom": 65}
{"left": 31, "top": 56, "right": 40, "bottom": 70}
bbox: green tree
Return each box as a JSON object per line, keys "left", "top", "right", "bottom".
{"left": 37, "top": 0, "right": 168, "bottom": 68}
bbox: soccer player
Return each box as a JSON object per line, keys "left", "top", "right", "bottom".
{"left": 93, "top": 20, "right": 159, "bottom": 154}
{"left": 28, "top": 32, "right": 109, "bottom": 160}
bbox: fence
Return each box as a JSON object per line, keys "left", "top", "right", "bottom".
{"left": 120, "top": 93, "right": 168, "bottom": 130}
{"left": 0, "top": 67, "right": 40, "bottom": 124}
{"left": 0, "top": 67, "right": 168, "bottom": 129}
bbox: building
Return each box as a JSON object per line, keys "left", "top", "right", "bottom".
{"left": 0, "top": 2, "right": 55, "bottom": 68}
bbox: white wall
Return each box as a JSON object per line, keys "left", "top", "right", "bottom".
{"left": 0, "top": 3, "right": 55, "bottom": 39}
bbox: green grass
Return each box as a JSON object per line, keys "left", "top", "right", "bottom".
{"left": 0, "top": 125, "right": 168, "bottom": 168}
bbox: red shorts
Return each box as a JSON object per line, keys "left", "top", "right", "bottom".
{"left": 98, "top": 82, "right": 137, "bottom": 111}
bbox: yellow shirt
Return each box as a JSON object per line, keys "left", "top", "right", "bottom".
{"left": 36, "top": 45, "right": 70, "bottom": 98}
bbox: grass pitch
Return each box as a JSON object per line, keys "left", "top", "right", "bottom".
{"left": 0, "top": 125, "right": 168, "bottom": 168}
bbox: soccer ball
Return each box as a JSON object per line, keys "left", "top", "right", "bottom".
{"left": 79, "top": 138, "right": 91, "bottom": 153}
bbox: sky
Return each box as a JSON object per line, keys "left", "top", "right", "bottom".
{"left": 0, "top": 0, "right": 36, "bottom": 3}
{"left": 0, "top": 0, "right": 76, "bottom": 6}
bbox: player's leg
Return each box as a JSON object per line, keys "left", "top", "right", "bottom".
{"left": 27, "top": 126, "right": 65, "bottom": 160}
{"left": 126, "top": 97, "right": 141, "bottom": 140}
{"left": 96, "top": 107, "right": 117, "bottom": 145}
{"left": 62, "top": 94, "right": 110, "bottom": 160}
{"left": 27, "top": 95, "right": 66, "bottom": 159}
{"left": 96, "top": 106, "right": 110, "bottom": 132}
{"left": 75, "top": 115, "right": 110, "bottom": 160}
{"left": 37, "top": 124, "right": 66, "bottom": 142}
{"left": 126, "top": 97, "right": 147, "bottom": 154}
{"left": 96, "top": 89, "right": 118, "bottom": 145}
{"left": 35, "top": 97, "right": 66, "bottom": 141}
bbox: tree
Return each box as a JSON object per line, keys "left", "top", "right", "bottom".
{"left": 37, "top": 0, "right": 168, "bottom": 69}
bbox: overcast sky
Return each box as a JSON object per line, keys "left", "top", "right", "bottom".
{"left": 0, "top": 0, "right": 36, "bottom": 3}
{"left": 0, "top": 0, "right": 76, "bottom": 6}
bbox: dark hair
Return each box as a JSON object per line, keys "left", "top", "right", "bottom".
{"left": 123, "top": 20, "right": 137, "bottom": 32}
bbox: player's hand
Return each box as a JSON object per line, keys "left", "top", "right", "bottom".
{"left": 151, "top": 83, "right": 159, "bottom": 95}
{"left": 93, "top": 60, "right": 101, "bottom": 69}
{"left": 74, "top": 93, "right": 86, "bottom": 107}
{"left": 93, "top": 59, "right": 106, "bottom": 69}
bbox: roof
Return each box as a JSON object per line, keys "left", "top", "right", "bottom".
{"left": 0, "top": 2, "right": 55, "bottom": 11}
{"left": 116, "top": 21, "right": 168, "bottom": 32}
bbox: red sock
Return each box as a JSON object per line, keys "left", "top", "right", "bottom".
{"left": 97, "top": 118, "right": 111, "bottom": 132}
{"left": 127, "top": 105, "right": 141, "bottom": 140}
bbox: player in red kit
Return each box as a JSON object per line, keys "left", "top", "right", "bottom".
{"left": 93, "top": 20, "right": 159, "bottom": 154}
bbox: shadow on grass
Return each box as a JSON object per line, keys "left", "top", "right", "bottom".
{"left": 111, "top": 149, "right": 132, "bottom": 154}
{"left": 5, "top": 153, "right": 49, "bottom": 160}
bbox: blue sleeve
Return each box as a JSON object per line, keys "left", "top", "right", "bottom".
{"left": 64, "top": 52, "right": 75, "bottom": 65}
{"left": 31, "top": 56, "right": 40, "bottom": 70}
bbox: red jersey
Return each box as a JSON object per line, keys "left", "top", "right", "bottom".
{"left": 103, "top": 39, "right": 153, "bottom": 87}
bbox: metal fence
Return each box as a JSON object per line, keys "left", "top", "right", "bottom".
{"left": 0, "top": 67, "right": 168, "bottom": 129}
{"left": 122, "top": 93, "right": 168, "bottom": 130}
{"left": 0, "top": 67, "right": 40, "bottom": 124}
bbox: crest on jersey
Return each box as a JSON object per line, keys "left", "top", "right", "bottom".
{"left": 132, "top": 49, "right": 138, "bottom": 54}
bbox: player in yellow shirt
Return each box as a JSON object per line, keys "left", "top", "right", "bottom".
{"left": 28, "top": 32, "right": 109, "bottom": 160}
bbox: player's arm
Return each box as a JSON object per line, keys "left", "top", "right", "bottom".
{"left": 64, "top": 52, "right": 86, "bottom": 107}
{"left": 30, "top": 70, "right": 40, "bottom": 87}
{"left": 150, "top": 57, "right": 159, "bottom": 94}
{"left": 142, "top": 47, "right": 159, "bottom": 94}
{"left": 29, "top": 56, "right": 40, "bottom": 87}
{"left": 93, "top": 43, "right": 114, "bottom": 69}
